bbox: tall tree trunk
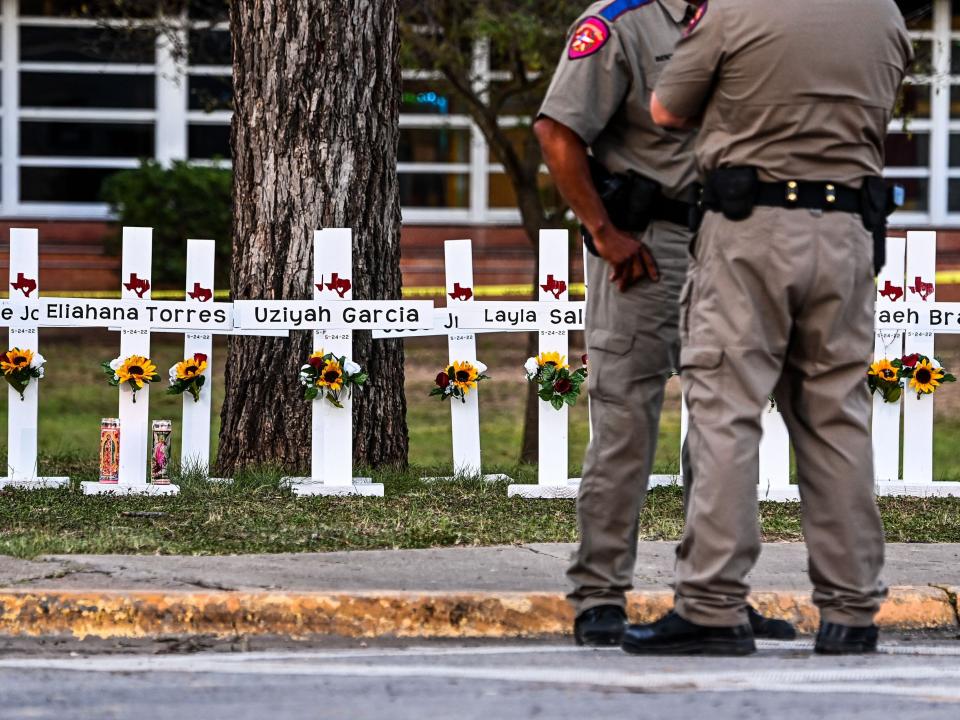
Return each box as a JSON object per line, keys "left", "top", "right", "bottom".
{"left": 218, "top": 0, "right": 406, "bottom": 474}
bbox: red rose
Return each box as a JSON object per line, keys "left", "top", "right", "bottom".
{"left": 902, "top": 354, "right": 920, "bottom": 368}
{"left": 435, "top": 372, "right": 451, "bottom": 389}
{"left": 553, "top": 377, "right": 573, "bottom": 394}
{"left": 194, "top": 353, "right": 208, "bottom": 364}
{"left": 308, "top": 356, "right": 325, "bottom": 370}
{"left": 581, "top": 354, "right": 588, "bottom": 366}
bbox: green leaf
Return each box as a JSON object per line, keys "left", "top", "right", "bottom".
{"left": 550, "top": 396, "right": 564, "bottom": 411}
{"left": 538, "top": 388, "right": 554, "bottom": 402}
{"left": 304, "top": 387, "right": 319, "bottom": 401}
{"left": 326, "top": 394, "right": 344, "bottom": 409}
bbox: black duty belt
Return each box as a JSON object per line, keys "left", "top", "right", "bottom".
{"left": 703, "top": 179, "right": 861, "bottom": 215}
{"left": 653, "top": 195, "right": 696, "bottom": 227}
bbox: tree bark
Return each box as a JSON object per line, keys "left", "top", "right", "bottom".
{"left": 218, "top": 0, "right": 407, "bottom": 474}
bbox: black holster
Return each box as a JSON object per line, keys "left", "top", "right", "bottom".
{"left": 702, "top": 166, "right": 759, "bottom": 221}
{"left": 860, "top": 177, "right": 898, "bottom": 276}
{"left": 581, "top": 156, "right": 661, "bottom": 257}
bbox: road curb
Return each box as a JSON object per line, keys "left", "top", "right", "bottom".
{"left": 0, "top": 586, "right": 955, "bottom": 640}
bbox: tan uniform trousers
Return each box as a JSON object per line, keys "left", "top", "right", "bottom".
{"left": 568, "top": 220, "right": 691, "bottom": 615}
{"left": 675, "top": 207, "right": 887, "bottom": 628}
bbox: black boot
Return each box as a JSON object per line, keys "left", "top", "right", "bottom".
{"left": 748, "top": 606, "right": 797, "bottom": 640}
{"left": 814, "top": 622, "right": 878, "bottom": 655}
{"left": 621, "top": 611, "right": 756, "bottom": 656}
{"left": 574, "top": 605, "right": 626, "bottom": 647}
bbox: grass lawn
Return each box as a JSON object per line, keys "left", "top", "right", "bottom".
{"left": 0, "top": 330, "right": 959, "bottom": 556}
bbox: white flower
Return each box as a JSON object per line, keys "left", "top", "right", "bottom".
{"left": 475, "top": 361, "right": 487, "bottom": 374}
{"left": 30, "top": 352, "right": 45, "bottom": 369}
{"left": 932, "top": 357, "right": 943, "bottom": 369}
{"left": 524, "top": 357, "right": 538, "bottom": 377}
{"left": 109, "top": 357, "right": 123, "bottom": 371}
{"left": 113, "top": 373, "right": 121, "bottom": 382}
{"left": 344, "top": 360, "right": 362, "bottom": 376}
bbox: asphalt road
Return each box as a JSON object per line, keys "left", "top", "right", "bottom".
{"left": 2, "top": 635, "right": 960, "bottom": 719}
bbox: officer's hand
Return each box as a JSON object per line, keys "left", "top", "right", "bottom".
{"left": 610, "top": 243, "right": 660, "bottom": 291}
{"left": 591, "top": 225, "right": 642, "bottom": 268}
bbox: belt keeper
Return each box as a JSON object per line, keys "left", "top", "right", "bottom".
{"left": 825, "top": 183, "right": 837, "bottom": 204}
{"left": 786, "top": 180, "right": 799, "bottom": 203}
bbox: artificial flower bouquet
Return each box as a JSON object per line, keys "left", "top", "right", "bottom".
{"left": 1, "top": 347, "right": 45, "bottom": 401}
{"left": 103, "top": 354, "right": 160, "bottom": 403}
{"left": 525, "top": 351, "right": 588, "bottom": 411}
{"left": 868, "top": 353, "right": 956, "bottom": 403}
{"left": 167, "top": 353, "right": 209, "bottom": 402}
{"left": 430, "top": 360, "right": 489, "bottom": 402}
{"left": 300, "top": 350, "right": 367, "bottom": 408}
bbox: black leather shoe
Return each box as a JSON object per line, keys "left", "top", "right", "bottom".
{"left": 574, "top": 605, "right": 627, "bottom": 647}
{"left": 621, "top": 611, "right": 756, "bottom": 656}
{"left": 748, "top": 606, "right": 797, "bottom": 640}
{"left": 814, "top": 622, "right": 878, "bottom": 655}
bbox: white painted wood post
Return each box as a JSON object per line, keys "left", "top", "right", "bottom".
{"left": 180, "top": 239, "right": 216, "bottom": 474}
{"left": 445, "top": 239, "right": 483, "bottom": 476}
{"left": 83, "top": 227, "right": 177, "bottom": 496}
{"left": 873, "top": 236, "right": 907, "bottom": 483}
{"left": 759, "top": 404, "right": 792, "bottom": 500}
{"left": 508, "top": 230, "right": 578, "bottom": 498}
{"left": 0, "top": 228, "right": 68, "bottom": 489}
{"left": 286, "top": 228, "right": 383, "bottom": 497}
{"left": 902, "top": 230, "right": 937, "bottom": 485}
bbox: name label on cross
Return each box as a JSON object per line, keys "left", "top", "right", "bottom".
{"left": 234, "top": 300, "right": 434, "bottom": 330}
{"left": 876, "top": 301, "right": 960, "bottom": 333}
{"left": 455, "top": 301, "right": 586, "bottom": 331}
{"left": 2, "top": 299, "right": 233, "bottom": 331}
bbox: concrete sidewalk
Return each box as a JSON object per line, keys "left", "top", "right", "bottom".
{"left": 1, "top": 543, "right": 959, "bottom": 639}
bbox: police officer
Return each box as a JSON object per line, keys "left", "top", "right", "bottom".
{"left": 535, "top": 0, "right": 794, "bottom": 647}
{"left": 620, "top": 0, "right": 912, "bottom": 655}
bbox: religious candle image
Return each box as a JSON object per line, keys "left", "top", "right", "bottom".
{"left": 151, "top": 420, "right": 173, "bottom": 485}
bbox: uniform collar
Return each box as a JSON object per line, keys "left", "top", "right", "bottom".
{"left": 658, "top": 0, "right": 694, "bottom": 24}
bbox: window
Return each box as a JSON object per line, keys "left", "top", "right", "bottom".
{"left": 894, "top": 0, "right": 960, "bottom": 226}
{"left": 8, "top": 2, "right": 947, "bottom": 227}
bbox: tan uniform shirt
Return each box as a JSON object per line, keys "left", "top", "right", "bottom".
{"left": 539, "top": 0, "right": 698, "bottom": 198}
{"left": 654, "top": 0, "right": 913, "bottom": 184}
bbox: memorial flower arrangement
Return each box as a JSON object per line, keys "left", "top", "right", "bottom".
{"left": 0, "top": 347, "right": 45, "bottom": 401}
{"left": 525, "top": 351, "right": 588, "bottom": 411}
{"left": 899, "top": 353, "right": 956, "bottom": 399}
{"left": 167, "top": 353, "right": 209, "bottom": 402}
{"left": 867, "top": 358, "right": 904, "bottom": 403}
{"left": 102, "top": 354, "right": 160, "bottom": 403}
{"left": 867, "top": 354, "right": 956, "bottom": 402}
{"left": 299, "top": 350, "right": 367, "bottom": 408}
{"left": 430, "top": 360, "right": 489, "bottom": 402}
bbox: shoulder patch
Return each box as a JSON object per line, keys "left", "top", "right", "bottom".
{"left": 568, "top": 17, "right": 611, "bottom": 60}
{"left": 599, "top": 0, "right": 655, "bottom": 23}
{"left": 684, "top": 1, "right": 708, "bottom": 37}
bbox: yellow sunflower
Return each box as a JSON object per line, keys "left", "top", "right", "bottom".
{"left": 868, "top": 359, "right": 898, "bottom": 383}
{"left": 175, "top": 355, "right": 208, "bottom": 381}
{"left": 536, "top": 351, "right": 568, "bottom": 370}
{"left": 450, "top": 360, "right": 480, "bottom": 394}
{"left": 910, "top": 357, "right": 945, "bottom": 395}
{"left": 0, "top": 348, "right": 33, "bottom": 376}
{"left": 317, "top": 359, "right": 344, "bottom": 391}
{"left": 116, "top": 355, "right": 158, "bottom": 388}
